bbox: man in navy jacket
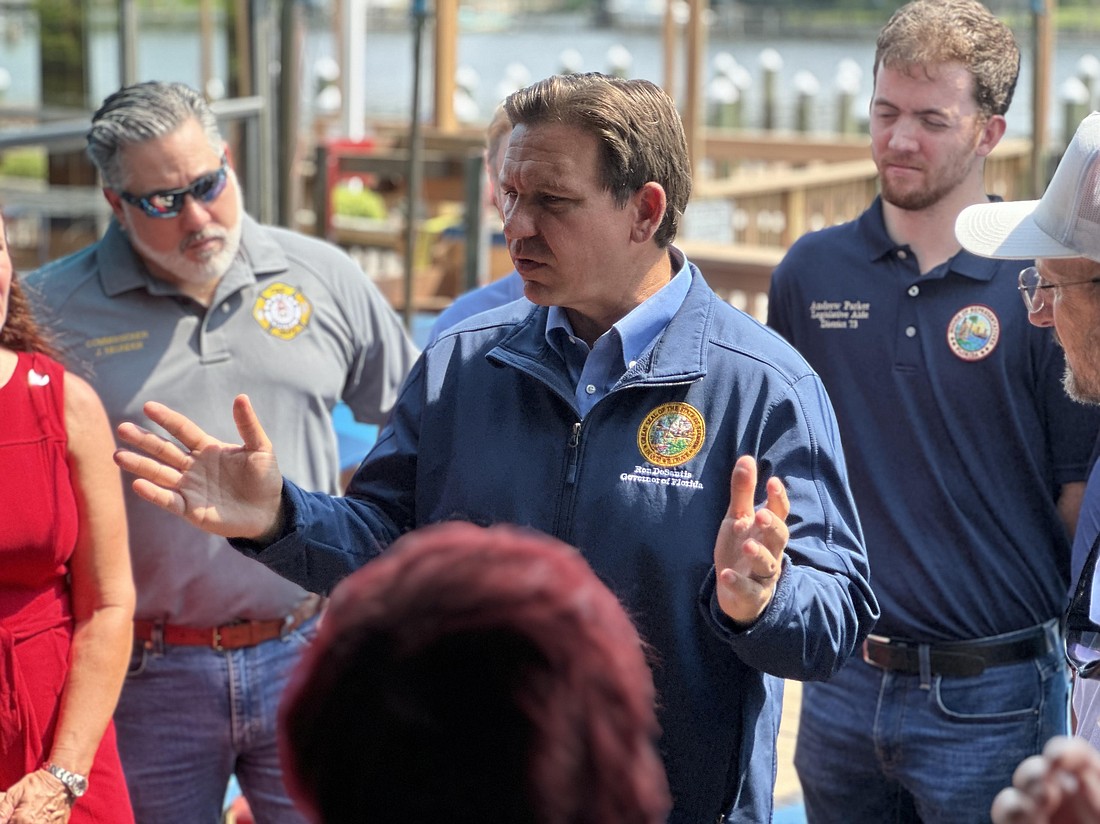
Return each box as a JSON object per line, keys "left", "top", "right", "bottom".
{"left": 115, "top": 73, "right": 878, "bottom": 823}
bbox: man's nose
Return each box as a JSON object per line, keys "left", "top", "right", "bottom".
{"left": 887, "top": 119, "right": 920, "bottom": 153}
{"left": 177, "top": 193, "right": 213, "bottom": 230}
{"left": 1027, "top": 299, "right": 1054, "bottom": 328}
{"left": 502, "top": 199, "right": 534, "bottom": 241}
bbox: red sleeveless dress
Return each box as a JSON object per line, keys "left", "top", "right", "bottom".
{"left": 0, "top": 352, "right": 134, "bottom": 822}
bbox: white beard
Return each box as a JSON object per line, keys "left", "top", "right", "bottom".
{"left": 126, "top": 177, "right": 244, "bottom": 288}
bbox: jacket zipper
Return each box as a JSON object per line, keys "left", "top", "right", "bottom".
{"left": 565, "top": 421, "right": 582, "bottom": 485}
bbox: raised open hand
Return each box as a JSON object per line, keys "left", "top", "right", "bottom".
{"left": 113, "top": 394, "right": 285, "bottom": 541}
{"left": 713, "top": 455, "right": 790, "bottom": 625}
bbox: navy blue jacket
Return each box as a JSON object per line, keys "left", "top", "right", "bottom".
{"left": 240, "top": 264, "right": 879, "bottom": 823}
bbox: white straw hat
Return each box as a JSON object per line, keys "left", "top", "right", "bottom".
{"left": 955, "top": 111, "right": 1100, "bottom": 263}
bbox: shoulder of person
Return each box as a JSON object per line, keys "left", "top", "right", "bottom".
{"left": 60, "top": 367, "right": 113, "bottom": 446}
{"left": 704, "top": 298, "right": 822, "bottom": 384}
{"left": 22, "top": 245, "right": 101, "bottom": 305}
{"left": 258, "top": 223, "right": 361, "bottom": 270}
{"left": 430, "top": 298, "right": 536, "bottom": 348}
{"left": 781, "top": 218, "right": 860, "bottom": 262}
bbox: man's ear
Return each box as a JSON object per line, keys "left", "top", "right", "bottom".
{"left": 631, "top": 182, "right": 667, "bottom": 244}
{"left": 103, "top": 188, "right": 126, "bottom": 223}
{"left": 975, "top": 114, "right": 1007, "bottom": 159}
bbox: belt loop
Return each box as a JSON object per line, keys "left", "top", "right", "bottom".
{"left": 279, "top": 613, "right": 294, "bottom": 640}
{"left": 151, "top": 620, "right": 166, "bottom": 656}
{"left": 918, "top": 644, "right": 932, "bottom": 689}
{"left": 1045, "top": 618, "right": 1060, "bottom": 655}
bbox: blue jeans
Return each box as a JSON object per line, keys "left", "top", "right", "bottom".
{"left": 795, "top": 637, "right": 1068, "bottom": 823}
{"left": 113, "top": 616, "right": 317, "bottom": 824}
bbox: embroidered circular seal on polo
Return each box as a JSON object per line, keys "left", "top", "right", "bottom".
{"left": 638, "top": 402, "right": 706, "bottom": 467}
{"left": 947, "top": 304, "right": 999, "bottom": 361}
{"left": 252, "top": 283, "right": 313, "bottom": 340}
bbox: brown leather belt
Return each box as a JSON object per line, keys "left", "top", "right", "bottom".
{"left": 862, "top": 620, "right": 1056, "bottom": 678}
{"left": 133, "top": 594, "right": 323, "bottom": 651}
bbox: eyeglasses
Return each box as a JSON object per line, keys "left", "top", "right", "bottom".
{"left": 1066, "top": 628, "right": 1100, "bottom": 679}
{"left": 1018, "top": 265, "right": 1100, "bottom": 313}
{"left": 118, "top": 156, "right": 229, "bottom": 219}
{"left": 1065, "top": 529, "right": 1100, "bottom": 679}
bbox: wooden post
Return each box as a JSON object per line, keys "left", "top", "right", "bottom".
{"left": 683, "top": 0, "right": 705, "bottom": 181}
{"left": 277, "top": 0, "right": 301, "bottom": 227}
{"left": 118, "top": 0, "right": 138, "bottom": 86}
{"left": 662, "top": 0, "right": 678, "bottom": 98}
{"left": 434, "top": 0, "right": 457, "bottom": 132}
{"left": 760, "top": 48, "right": 783, "bottom": 132}
{"left": 1031, "top": 0, "right": 1054, "bottom": 197}
{"left": 200, "top": 0, "right": 215, "bottom": 97}
{"left": 230, "top": 0, "right": 253, "bottom": 97}
{"left": 38, "top": 0, "right": 97, "bottom": 262}
{"left": 793, "top": 70, "right": 819, "bottom": 134}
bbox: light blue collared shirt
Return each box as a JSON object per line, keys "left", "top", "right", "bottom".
{"left": 546, "top": 249, "right": 691, "bottom": 417}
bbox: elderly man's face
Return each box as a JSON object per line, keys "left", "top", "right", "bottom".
{"left": 1030, "top": 256, "right": 1100, "bottom": 404}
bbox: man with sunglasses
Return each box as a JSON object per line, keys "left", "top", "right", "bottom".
{"left": 23, "top": 81, "right": 418, "bottom": 824}
{"left": 958, "top": 112, "right": 1100, "bottom": 762}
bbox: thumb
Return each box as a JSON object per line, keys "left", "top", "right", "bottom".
{"left": 726, "top": 455, "right": 758, "bottom": 521}
{"left": 232, "top": 394, "right": 274, "bottom": 453}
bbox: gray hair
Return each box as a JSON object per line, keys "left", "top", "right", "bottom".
{"left": 87, "top": 81, "right": 223, "bottom": 189}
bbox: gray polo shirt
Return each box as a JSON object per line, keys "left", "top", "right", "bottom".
{"left": 26, "top": 215, "right": 418, "bottom": 626}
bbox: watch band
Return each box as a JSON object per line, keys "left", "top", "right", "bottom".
{"left": 44, "top": 762, "right": 89, "bottom": 800}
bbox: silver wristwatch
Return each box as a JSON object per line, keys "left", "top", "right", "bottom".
{"left": 44, "top": 763, "right": 88, "bottom": 800}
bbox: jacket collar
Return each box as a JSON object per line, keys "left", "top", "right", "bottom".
{"left": 489, "top": 256, "right": 714, "bottom": 385}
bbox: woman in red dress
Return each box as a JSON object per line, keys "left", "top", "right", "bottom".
{"left": 0, "top": 213, "right": 135, "bottom": 823}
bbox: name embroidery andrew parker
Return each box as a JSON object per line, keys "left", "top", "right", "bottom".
{"left": 809, "top": 300, "right": 870, "bottom": 329}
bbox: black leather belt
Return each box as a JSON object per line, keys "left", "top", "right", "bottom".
{"left": 862, "top": 622, "right": 1055, "bottom": 678}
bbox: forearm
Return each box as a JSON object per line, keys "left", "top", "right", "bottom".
{"left": 47, "top": 603, "right": 133, "bottom": 775}
{"left": 232, "top": 478, "right": 400, "bottom": 594}
{"left": 1059, "top": 480, "right": 1087, "bottom": 543}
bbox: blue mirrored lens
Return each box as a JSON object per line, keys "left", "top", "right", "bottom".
{"left": 121, "top": 160, "right": 228, "bottom": 218}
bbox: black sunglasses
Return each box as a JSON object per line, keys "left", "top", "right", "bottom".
{"left": 119, "top": 156, "right": 229, "bottom": 219}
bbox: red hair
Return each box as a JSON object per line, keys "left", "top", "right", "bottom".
{"left": 279, "top": 521, "right": 670, "bottom": 824}
{"left": 1, "top": 275, "right": 58, "bottom": 357}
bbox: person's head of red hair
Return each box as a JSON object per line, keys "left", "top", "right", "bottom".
{"left": 279, "top": 521, "right": 670, "bottom": 824}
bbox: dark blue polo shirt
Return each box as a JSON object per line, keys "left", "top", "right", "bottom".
{"left": 769, "top": 197, "right": 1100, "bottom": 641}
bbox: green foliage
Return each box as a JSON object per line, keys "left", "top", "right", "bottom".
{"left": 0, "top": 148, "right": 48, "bottom": 179}
{"left": 331, "top": 182, "right": 388, "bottom": 219}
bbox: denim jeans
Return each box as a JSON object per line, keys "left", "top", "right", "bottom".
{"left": 113, "top": 616, "right": 317, "bottom": 824}
{"left": 795, "top": 639, "right": 1069, "bottom": 823}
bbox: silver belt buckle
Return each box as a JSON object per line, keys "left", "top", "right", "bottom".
{"left": 862, "top": 633, "right": 891, "bottom": 667}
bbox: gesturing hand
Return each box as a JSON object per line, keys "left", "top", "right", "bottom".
{"left": 713, "top": 455, "right": 790, "bottom": 625}
{"left": 113, "top": 394, "right": 285, "bottom": 542}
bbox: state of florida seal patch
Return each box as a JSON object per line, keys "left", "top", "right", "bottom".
{"left": 253, "top": 283, "right": 313, "bottom": 340}
{"left": 947, "top": 304, "right": 999, "bottom": 361}
{"left": 637, "top": 402, "right": 706, "bottom": 467}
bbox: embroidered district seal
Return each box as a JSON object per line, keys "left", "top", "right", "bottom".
{"left": 253, "top": 283, "right": 312, "bottom": 340}
{"left": 947, "top": 304, "right": 999, "bottom": 361}
{"left": 637, "top": 402, "right": 706, "bottom": 467}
